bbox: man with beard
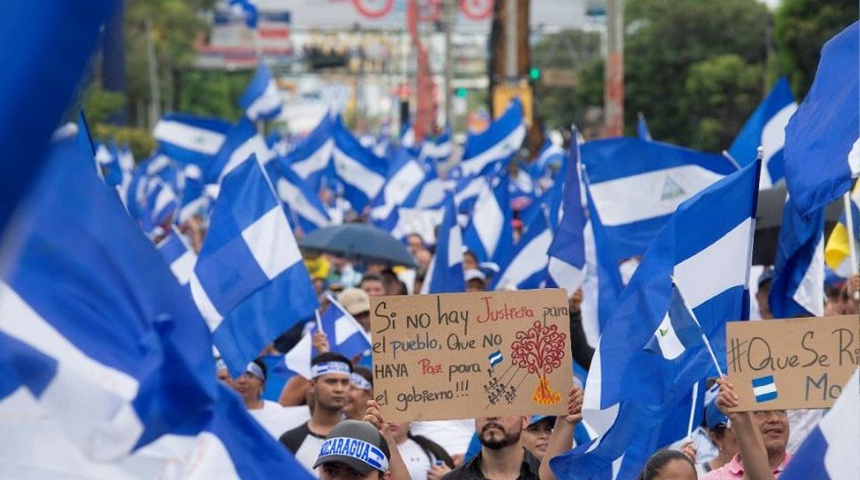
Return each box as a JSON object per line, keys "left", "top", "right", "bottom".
{"left": 440, "top": 415, "right": 540, "bottom": 480}
{"left": 281, "top": 352, "right": 354, "bottom": 477}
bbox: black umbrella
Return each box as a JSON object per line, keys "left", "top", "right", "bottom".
{"left": 299, "top": 223, "right": 417, "bottom": 268}
{"left": 753, "top": 184, "right": 842, "bottom": 266}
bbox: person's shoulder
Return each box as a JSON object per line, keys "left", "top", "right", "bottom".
{"left": 279, "top": 421, "right": 311, "bottom": 450}
{"left": 522, "top": 449, "right": 542, "bottom": 478}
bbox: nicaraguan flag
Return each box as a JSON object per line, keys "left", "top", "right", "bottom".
{"left": 728, "top": 76, "right": 797, "bottom": 189}
{"left": 284, "top": 295, "right": 371, "bottom": 379}
{"left": 462, "top": 173, "right": 513, "bottom": 264}
{"left": 0, "top": 136, "right": 215, "bottom": 460}
{"left": 421, "top": 194, "right": 466, "bottom": 294}
{"left": 784, "top": 21, "right": 860, "bottom": 217}
{"left": 582, "top": 137, "right": 737, "bottom": 260}
{"left": 585, "top": 156, "right": 759, "bottom": 412}
{"left": 285, "top": 113, "right": 334, "bottom": 191}
{"left": 267, "top": 160, "right": 331, "bottom": 234}
{"left": 459, "top": 99, "right": 526, "bottom": 177}
{"left": 156, "top": 225, "right": 198, "bottom": 286}
{"left": 331, "top": 115, "right": 388, "bottom": 211}
{"left": 644, "top": 284, "right": 705, "bottom": 360}
{"left": 780, "top": 368, "right": 859, "bottom": 480}
{"left": 153, "top": 113, "right": 232, "bottom": 167}
{"left": 751, "top": 375, "right": 778, "bottom": 403}
{"left": 769, "top": 194, "right": 825, "bottom": 317}
{"left": 824, "top": 180, "right": 860, "bottom": 276}
{"left": 370, "top": 148, "right": 428, "bottom": 228}
{"left": 239, "top": 62, "right": 282, "bottom": 121}
{"left": 529, "top": 139, "right": 566, "bottom": 179}
{"left": 190, "top": 156, "right": 318, "bottom": 375}
{"left": 637, "top": 112, "right": 652, "bottom": 141}
{"left": 491, "top": 208, "right": 553, "bottom": 290}
{"left": 207, "top": 116, "right": 272, "bottom": 185}
{"left": 0, "top": 0, "right": 116, "bottom": 234}
{"left": 546, "top": 131, "right": 587, "bottom": 295}
{"left": 488, "top": 350, "right": 503, "bottom": 368}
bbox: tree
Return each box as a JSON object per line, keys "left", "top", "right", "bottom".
{"left": 774, "top": 0, "right": 859, "bottom": 99}
{"left": 624, "top": 0, "right": 771, "bottom": 149}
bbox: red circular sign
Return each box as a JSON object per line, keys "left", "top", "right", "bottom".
{"left": 352, "top": 0, "right": 395, "bottom": 19}
{"left": 459, "top": 0, "right": 493, "bottom": 20}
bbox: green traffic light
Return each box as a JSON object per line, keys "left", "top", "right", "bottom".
{"left": 529, "top": 67, "right": 541, "bottom": 80}
{"left": 456, "top": 88, "right": 468, "bottom": 98}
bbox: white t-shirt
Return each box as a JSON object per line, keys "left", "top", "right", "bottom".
{"left": 409, "top": 419, "right": 474, "bottom": 456}
{"left": 398, "top": 438, "right": 433, "bottom": 480}
{"left": 247, "top": 401, "right": 309, "bottom": 439}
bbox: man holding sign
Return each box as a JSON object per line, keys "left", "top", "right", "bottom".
{"left": 705, "top": 378, "right": 792, "bottom": 480}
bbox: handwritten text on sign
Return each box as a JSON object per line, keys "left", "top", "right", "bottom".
{"left": 727, "top": 315, "right": 859, "bottom": 411}
{"left": 370, "top": 289, "right": 572, "bottom": 422}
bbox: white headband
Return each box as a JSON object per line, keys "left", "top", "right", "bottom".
{"left": 350, "top": 373, "right": 372, "bottom": 391}
{"left": 312, "top": 361, "right": 351, "bottom": 379}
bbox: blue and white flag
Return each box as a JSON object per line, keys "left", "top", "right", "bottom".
{"left": 781, "top": 368, "right": 859, "bottom": 480}
{"left": 239, "top": 63, "right": 282, "bottom": 121}
{"left": 153, "top": 113, "right": 232, "bottom": 167}
{"left": 267, "top": 160, "right": 331, "bottom": 234}
{"left": 371, "top": 148, "right": 428, "bottom": 229}
{"left": 208, "top": 116, "right": 272, "bottom": 185}
{"left": 283, "top": 296, "right": 372, "bottom": 379}
{"left": 0, "top": 136, "right": 215, "bottom": 459}
{"left": 0, "top": 0, "right": 117, "bottom": 234}
{"left": 400, "top": 121, "right": 415, "bottom": 149}
{"left": 585, "top": 157, "right": 759, "bottom": 412}
{"left": 546, "top": 132, "right": 587, "bottom": 295}
{"left": 144, "top": 178, "right": 179, "bottom": 234}
{"left": 582, "top": 137, "right": 738, "bottom": 260}
{"left": 491, "top": 209, "right": 552, "bottom": 290}
{"left": 462, "top": 174, "right": 513, "bottom": 264}
{"left": 784, "top": 21, "right": 860, "bottom": 216}
{"left": 190, "top": 157, "right": 318, "bottom": 374}
{"left": 584, "top": 176, "right": 626, "bottom": 333}
{"left": 421, "top": 194, "right": 466, "bottom": 294}
{"left": 729, "top": 77, "right": 797, "bottom": 189}
{"left": 769, "top": 194, "right": 825, "bottom": 318}
{"left": 331, "top": 116, "right": 388, "bottom": 212}
{"left": 156, "top": 225, "right": 198, "bottom": 286}
{"left": 529, "top": 139, "right": 566, "bottom": 180}
{"left": 637, "top": 112, "right": 653, "bottom": 141}
{"left": 285, "top": 113, "right": 335, "bottom": 191}
{"left": 751, "top": 375, "right": 778, "bottom": 403}
{"left": 459, "top": 99, "right": 526, "bottom": 177}
{"left": 643, "top": 284, "right": 706, "bottom": 360}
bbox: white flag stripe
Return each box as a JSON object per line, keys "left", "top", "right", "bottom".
{"left": 494, "top": 228, "right": 552, "bottom": 289}
{"left": 589, "top": 166, "right": 724, "bottom": 226}
{"left": 752, "top": 382, "right": 777, "bottom": 397}
{"left": 372, "top": 161, "right": 425, "bottom": 220}
{"left": 153, "top": 120, "right": 225, "bottom": 156}
{"left": 291, "top": 140, "right": 333, "bottom": 180}
{"left": 219, "top": 136, "right": 271, "bottom": 182}
{"left": 673, "top": 218, "right": 753, "bottom": 309}
{"left": 241, "top": 207, "right": 302, "bottom": 280}
{"left": 332, "top": 147, "right": 385, "bottom": 198}
{"left": 821, "top": 369, "right": 859, "bottom": 477}
{"left": 246, "top": 81, "right": 282, "bottom": 121}
{"left": 652, "top": 314, "right": 685, "bottom": 360}
{"left": 792, "top": 235, "right": 825, "bottom": 316}
{"left": 170, "top": 250, "right": 198, "bottom": 285}
{"left": 189, "top": 273, "right": 224, "bottom": 331}
{"left": 848, "top": 137, "right": 860, "bottom": 176}
{"left": 276, "top": 178, "right": 330, "bottom": 228}
{"left": 460, "top": 124, "right": 526, "bottom": 176}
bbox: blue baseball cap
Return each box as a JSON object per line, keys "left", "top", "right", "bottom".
{"left": 529, "top": 415, "right": 555, "bottom": 427}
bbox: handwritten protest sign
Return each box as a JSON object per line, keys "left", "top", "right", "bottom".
{"left": 727, "top": 315, "right": 859, "bottom": 411}
{"left": 370, "top": 289, "right": 572, "bottom": 421}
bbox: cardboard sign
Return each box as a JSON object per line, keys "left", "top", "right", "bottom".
{"left": 369, "top": 289, "right": 573, "bottom": 421}
{"left": 727, "top": 315, "right": 859, "bottom": 411}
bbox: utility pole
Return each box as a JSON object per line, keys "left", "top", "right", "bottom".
{"left": 443, "top": 0, "right": 455, "bottom": 127}
{"left": 604, "top": 0, "right": 624, "bottom": 137}
{"left": 145, "top": 16, "right": 161, "bottom": 130}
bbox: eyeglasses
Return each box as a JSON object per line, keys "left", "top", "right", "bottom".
{"left": 752, "top": 409, "right": 787, "bottom": 419}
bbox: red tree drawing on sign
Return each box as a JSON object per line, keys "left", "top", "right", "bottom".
{"left": 510, "top": 321, "right": 567, "bottom": 405}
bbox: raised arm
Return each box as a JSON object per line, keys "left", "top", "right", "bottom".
{"left": 364, "top": 399, "right": 412, "bottom": 480}
{"left": 714, "top": 377, "right": 774, "bottom": 480}
{"left": 539, "top": 385, "right": 584, "bottom": 480}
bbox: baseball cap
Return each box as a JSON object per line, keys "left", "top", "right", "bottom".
{"left": 529, "top": 415, "right": 555, "bottom": 427}
{"left": 337, "top": 288, "right": 370, "bottom": 316}
{"left": 464, "top": 269, "right": 487, "bottom": 283}
{"left": 313, "top": 420, "right": 391, "bottom": 474}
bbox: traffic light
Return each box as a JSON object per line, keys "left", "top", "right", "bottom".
{"left": 455, "top": 88, "right": 469, "bottom": 98}
{"left": 529, "top": 67, "right": 541, "bottom": 81}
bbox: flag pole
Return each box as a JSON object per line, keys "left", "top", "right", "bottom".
{"left": 686, "top": 381, "right": 699, "bottom": 438}
{"left": 671, "top": 276, "right": 725, "bottom": 377}
{"left": 842, "top": 191, "right": 860, "bottom": 300}
{"left": 315, "top": 309, "right": 323, "bottom": 331}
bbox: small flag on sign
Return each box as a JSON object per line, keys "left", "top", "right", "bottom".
{"left": 752, "top": 375, "right": 778, "bottom": 403}
{"left": 488, "top": 350, "right": 503, "bottom": 367}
